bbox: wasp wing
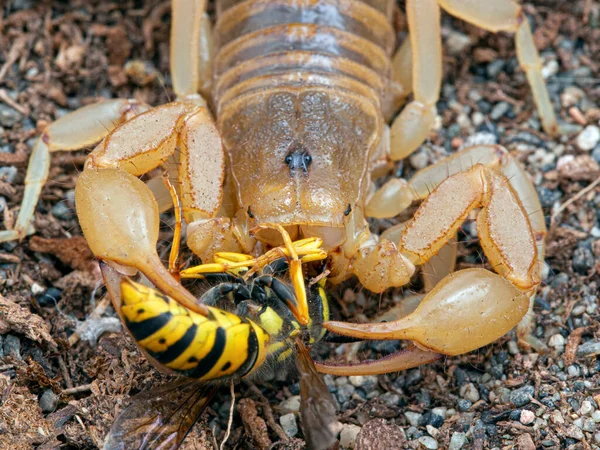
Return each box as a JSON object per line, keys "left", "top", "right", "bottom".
{"left": 103, "top": 378, "right": 218, "bottom": 450}
{"left": 296, "top": 342, "right": 340, "bottom": 450}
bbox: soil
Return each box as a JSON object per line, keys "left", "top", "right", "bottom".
{"left": 1, "top": 1, "right": 599, "bottom": 449}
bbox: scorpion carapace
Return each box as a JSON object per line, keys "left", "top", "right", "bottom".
{"left": 215, "top": 0, "right": 394, "bottom": 231}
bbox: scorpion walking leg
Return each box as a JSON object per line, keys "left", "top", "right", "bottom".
{"left": 437, "top": 0, "right": 558, "bottom": 136}
{"left": 0, "top": 99, "right": 146, "bottom": 243}
{"left": 388, "top": 0, "right": 441, "bottom": 160}
{"left": 171, "top": 0, "right": 213, "bottom": 99}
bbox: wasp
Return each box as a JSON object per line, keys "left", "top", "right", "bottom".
{"left": 101, "top": 234, "right": 339, "bottom": 450}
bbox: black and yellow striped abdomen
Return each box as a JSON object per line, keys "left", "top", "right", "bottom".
{"left": 120, "top": 280, "right": 269, "bottom": 382}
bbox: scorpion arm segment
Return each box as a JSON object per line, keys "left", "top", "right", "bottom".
{"left": 437, "top": 0, "right": 558, "bottom": 136}
{"left": 0, "top": 99, "right": 147, "bottom": 243}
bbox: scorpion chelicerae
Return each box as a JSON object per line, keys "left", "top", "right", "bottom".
{"left": 3, "top": 0, "right": 553, "bottom": 448}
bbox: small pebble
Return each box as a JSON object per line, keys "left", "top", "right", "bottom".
{"left": 566, "top": 424, "right": 584, "bottom": 440}
{"left": 3, "top": 334, "right": 21, "bottom": 360}
{"left": 520, "top": 409, "right": 535, "bottom": 425}
{"left": 339, "top": 424, "right": 361, "bottom": 449}
{"left": 0, "top": 104, "right": 23, "bottom": 127}
{"left": 460, "top": 383, "right": 480, "bottom": 403}
{"left": 517, "top": 433, "right": 536, "bottom": 450}
{"left": 349, "top": 375, "right": 378, "bottom": 392}
{"left": 279, "top": 413, "right": 298, "bottom": 438}
{"left": 579, "top": 341, "right": 600, "bottom": 358}
{"left": 280, "top": 395, "right": 301, "bottom": 414}
{"left": 507, "top": 341, "right": 520, "bottom": 355}
{"left": 426, "top": 424, "right": 439, "bottom": 438}
{"left": 380, "top": 392, "right": 400, "bottom": 407}
{"left": 0, "top": 166, "right": 18, "bottom": 183}
{"left": 51, "top": 201, "right": 73, "bottom": 220}
{"left": 337, "top": 384, "right": 355, "bottom": 404}
{"left": 567, "top": 365, "right": 581, "bottom": 377}
{"left": 584, "top": 418, "right": 597, "bottom": 432}
{"left": 591, "top": 410, "right": 600, "bottom": 423}
{"left": 420, "top": 412, "right": 444, "bottom": 428}
{"left": 418, "top": 435, "right": 438, "bottom": 449}
{"left": 572, "top": 247, "right": 595, "bottom": 275}
{"left": 576, "top": 125, "right": 600, "bottom": 151}
{"left": 548, "top": 334, "right": 565, "bottom": 348}
{"left": 449, "top": 432, "right": 467, "bottom": 450}
{"left": 446, "top": 31, "right": 472, "bottom": 55}
{"left": 39, "top": 389, "right": 58, "bottom": 413}
{"left": 405, "top": 411, "right": 422, "bottom": 427}
{"left": 510, "top": 385, "right": 534, "bottom": 407}
{"left": 457, "top": 399, "right": 472, "bottom": 412}
{"left": 490, "top": 102, "right": 511, "bottom": 120}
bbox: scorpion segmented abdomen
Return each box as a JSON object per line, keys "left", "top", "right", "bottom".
{"left": 215, "top": 0, "right": 395, "bottom": 229}
{"left": 214, "top": 0, "right": 395, "bottom": 111}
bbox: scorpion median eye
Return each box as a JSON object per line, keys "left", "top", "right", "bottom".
{"left": 344, "top": 204, "right": 352, "bottom": 216}
{"left": 303, "top": 154, "right": 312, "bottom": 165}
{"left": 285, "top": 155, "right": 292, "bottom": 164}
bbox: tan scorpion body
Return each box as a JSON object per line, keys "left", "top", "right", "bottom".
{"left": 4, "top": 0, "right": 552, "bottom": 381}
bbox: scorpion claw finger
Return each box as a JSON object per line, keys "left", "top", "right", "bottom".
{"left": 314, "top": 346, "right": 441, "bottom": 376}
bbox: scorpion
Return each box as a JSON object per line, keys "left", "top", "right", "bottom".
{"left": 2, "top": 0, "right": 553, "bottom": 448}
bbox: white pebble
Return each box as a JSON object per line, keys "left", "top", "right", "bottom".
{"left": 520, "top": 409, "right": 535, "bottom": 425}
{"left": 31, "top": 282, "right": 45, "bottom": 295}
{"left": 576, "top": 125, "right": 600, "bottom": 151}
{"left": 460, "top": 383, "right": 480, "bottom": 403}
{"left": 449, "top": 432, "right": 468, "bottom": 450}
{"left": 548, "top": 334, "right": 565, "bottom": 348}
{"left": 507, "top": 341, "right": 520, "bottom": 355}
{"left": 426, "top": 424, "right": 440, "bottom": 438}
{"left": 405, "top": 411, "right": 422, "bottom": 427}
{"left": 279, "top": 413, "right": 298, "bottom": 438}
{"left": 280, "top": 396, "right": 301, "bottom": 414}
{"left": 339, "top": 424, "right": 361, "bottom": 449}
{"left": 591, "top": 410, "right": 600, "bottom": 423}
{"left": 542, "top": 59, "right": 559, "bottom": 79}
{"left": 418, "top": 436, "right": 438, "bottom": 449}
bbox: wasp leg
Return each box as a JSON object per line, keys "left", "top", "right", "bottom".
{"left": 251, "top": 224, "right": 312, "bottom": 325}
{"left": 438, "top": 0, "right": 558, "bottom": 136}
{"left": 0, "top": 99, "right": 147, "bottom": 243}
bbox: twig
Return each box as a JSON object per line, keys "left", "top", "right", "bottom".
{"left": 220, "top": 381, "right": 236, "bottom": 450}
{"left": 62, "top": 383, "right": 93, "bottom": 395}
{"left": 550, "top": 175, "right": 600, "bottom": 229}
{"left": 247, "top": 383, "right": 288, "bottom": 442}
{"left": 0, "top": 89, "right": 30, "bottom": 116}
{"left": 57, "top": 355, "right": 73, "bottom": 389}
{"left": 68, "top": 294, "right": 111, "bottom": 346}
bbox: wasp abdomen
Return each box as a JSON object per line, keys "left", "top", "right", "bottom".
{"left": 120, "top": 280, "right": 269, "bottom": 382}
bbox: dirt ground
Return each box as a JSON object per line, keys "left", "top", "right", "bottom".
{"left": 1, "top": 1, "right": 600, "bottom": 449}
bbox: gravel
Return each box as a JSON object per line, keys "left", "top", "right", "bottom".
{"left": 279, "top": 413, "right": 297, "bottom": 438}
{"left": 576, "top": 125, "right": 600, "bottom": 151}
{"left": 510, "top": 386, "right": 535, "bottom": 408}
{"left": 39, "top": 389, "right": 58, "bottom": 413}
